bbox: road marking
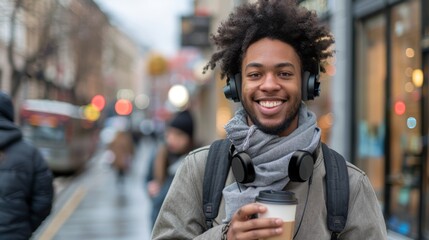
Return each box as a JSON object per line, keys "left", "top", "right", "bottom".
{"left": 36, "top": 186, "right": 87, "bottom": 240}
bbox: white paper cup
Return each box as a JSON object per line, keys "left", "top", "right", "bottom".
{"left": 255, "top": 190, "right": 298, "bottom": 240}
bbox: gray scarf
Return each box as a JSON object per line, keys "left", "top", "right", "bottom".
{"left": 222, "top": 103, "right": 320, "bottom": 222}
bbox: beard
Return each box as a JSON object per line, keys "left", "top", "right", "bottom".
{"left": 242, "top": 97, "right": 301, "bottom": 135}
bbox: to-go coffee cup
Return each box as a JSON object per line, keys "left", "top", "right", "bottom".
{"left": 255, "top": 190, "right": 298, "bottom": 240}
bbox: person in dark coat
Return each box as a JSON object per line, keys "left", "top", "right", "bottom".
{"left": 0, "top": 91, "right": 54, "bottom": 239}
{"left": 146, "top": 110, "right": 195, "bottom": 227}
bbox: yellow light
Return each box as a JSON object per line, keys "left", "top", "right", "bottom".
{"left": 84, "top": 104, "right": 100, "bottom": 121}
{"left": 147, "top": 53, "right": 168, "bottom": 76}
{"left": 412, "top": 69, "right": 424, "bottom": 87}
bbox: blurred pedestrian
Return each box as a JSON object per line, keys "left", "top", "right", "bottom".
{"left": 107, "top": 119, "right": 135, "bottom": 185}
{"left": 146, "top": 109, "right": 195, "bottom": 227}
{"left": 0, "top": 91, "right": 54, "bottom": 239}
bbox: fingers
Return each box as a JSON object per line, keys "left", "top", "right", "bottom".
{"left": 229, "top": 218, "right": 283, "bottom": 240}
{"left": 233, "top": 203, "right": 266, "bottom": 221}
{"left": 228, "top": 203, "right": 284, "bottom": 240}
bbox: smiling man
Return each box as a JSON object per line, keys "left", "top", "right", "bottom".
{"left": 151, "top": 1, "right": 387, "bottom": 239}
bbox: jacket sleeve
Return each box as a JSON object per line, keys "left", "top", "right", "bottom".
{"left": 30, "top": 148, "right": 54, "bottom": 231}
{"left": 340, "top": 169, "right": 387, "bottom": 240}
{"left": 151, "top": 149, "right": 225, "bottom": 239}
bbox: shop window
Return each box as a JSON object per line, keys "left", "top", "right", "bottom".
{"left": 355, "top": 13, "right": 386, "bottom": 205}
{"left": 388, "top": 0, "right": 422, "bottom": 238}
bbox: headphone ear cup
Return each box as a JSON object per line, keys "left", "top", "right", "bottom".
{"left": 231, "top": 152, "right": 255, "bottom": 183}
{"left": 307, "top": 73, "right": 320, "bottom": 100}
{"left": 223, "top": 74, "right": 241, "bottom": 102}
{"left": 302, "top": 64, "right": 321, "bottom": 101}
{"left": 288, "top": 150, "right": 314, "bottom": 182}
{"left": 302, "top": 71, "right": 320, "bottom": 101}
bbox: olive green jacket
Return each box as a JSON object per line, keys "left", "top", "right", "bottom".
{"left": 151, "top": 144, "right": 387, "bottom": 239}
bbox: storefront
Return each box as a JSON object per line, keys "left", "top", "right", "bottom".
{"left": 353, "top": 0, "right": 428, "bottom": 238}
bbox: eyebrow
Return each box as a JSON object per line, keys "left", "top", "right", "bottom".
{"left": 244, "top": 62, "right": 296, "bottom": 71}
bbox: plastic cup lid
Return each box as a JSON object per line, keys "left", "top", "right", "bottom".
{"left": 255, "top": 190, "right": 298, "bottom": 205}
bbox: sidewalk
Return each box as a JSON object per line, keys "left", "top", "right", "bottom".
{"left": 33, "top": 137, "right": 157, "bottom": 240}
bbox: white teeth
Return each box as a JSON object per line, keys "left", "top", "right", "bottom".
{"left": 259, "top": 101, "right": 282, "bottom": 108}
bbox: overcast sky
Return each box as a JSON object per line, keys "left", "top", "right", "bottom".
{"left": 94, "top": 0, "right": 194, "bottom": 56}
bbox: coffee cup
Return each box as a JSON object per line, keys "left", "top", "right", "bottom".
{"left": 255, "top": 190, "right": 298, "bottom": 240}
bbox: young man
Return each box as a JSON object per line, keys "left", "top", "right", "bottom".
{"left": 151, "top": 0, "right": 387, "bottom": 239}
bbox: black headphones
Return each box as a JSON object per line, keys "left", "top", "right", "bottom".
{"left": 224, "top": 64, "right": 321, "bottom": 102}
{"left": 230, "top": 146, "right": 316, "bottom": 184}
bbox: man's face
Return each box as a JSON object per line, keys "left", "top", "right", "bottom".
{"left": 240, "top": 38, "right": 302, "bottom": 137}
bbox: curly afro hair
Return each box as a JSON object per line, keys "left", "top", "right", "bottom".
{"left": 204, "top": 0, "right": 335, "bottom": 80}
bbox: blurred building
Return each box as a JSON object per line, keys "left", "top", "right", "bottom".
{"left": 0, "top": 0, "right": 145, "bottom": 125}
{"left": 101, "top": 25, "right": 144, "bottom": 105}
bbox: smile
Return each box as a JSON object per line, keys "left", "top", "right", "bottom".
{"left": 259, "top": 100, "right": 283, "bottom": 108}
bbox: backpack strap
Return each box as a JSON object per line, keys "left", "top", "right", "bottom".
{"left": 203, "top": 139, "right": 232, "bottom": 229}
{"left": 322, "top": 143, "right": 349, "bottom": 240}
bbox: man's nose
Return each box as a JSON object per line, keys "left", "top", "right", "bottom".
{"left": 260, "top": 73, "right": 281, "bottom": 91}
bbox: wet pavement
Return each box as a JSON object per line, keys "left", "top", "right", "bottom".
{"left": 32, "top": 137, "right": 157, "bottom": 240}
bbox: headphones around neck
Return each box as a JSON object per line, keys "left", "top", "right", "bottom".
{"left": 230, "top": 145, "right": 316, "bottom": 184}
{"left": 223, "top": 64, "right": 321, "bottom": 102}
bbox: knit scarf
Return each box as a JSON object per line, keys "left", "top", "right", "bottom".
{"left": 222, "top": 103, "right": 321, "bottom": 222}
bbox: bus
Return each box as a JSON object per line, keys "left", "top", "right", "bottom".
{"left": 19, "top": 99, "right": 98, "bottom": 175}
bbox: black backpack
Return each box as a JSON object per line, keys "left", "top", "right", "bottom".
{"left": 203, "top": 139, "right": 349, "bottom": 240}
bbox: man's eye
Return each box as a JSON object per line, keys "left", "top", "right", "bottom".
{"left": 279, "top": 72, "right": 292, "bottom": 78}
{"left": 248, "top": 73, "right": 260, "bottom": 78}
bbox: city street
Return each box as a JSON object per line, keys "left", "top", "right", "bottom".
{"left": 32, "top": 137, "right": 157, "bottom": 240}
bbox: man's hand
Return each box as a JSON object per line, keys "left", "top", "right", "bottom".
{"left": 226, "top": 203, "right": 283, "bottom": 240}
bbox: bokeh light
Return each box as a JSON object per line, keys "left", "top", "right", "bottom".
{"left": 405, "top": 48, "right": 415, "bottom": 58}
{"left": 135, "top": 94, "right": 150, "bottom": 109}
{"left": 84, "top": 104, "right": 101, "bottom": 121}
{"left": 394, "top": 101, "right": 406, "bottom": 115}
{"left": 168, "top": 84, "right": 189, "bottom": 108}
{"left": 91, "top": 95, "right": 106, "bottom": 111}
{"left": 412, "top": 69, "right": 423, "bottom": 87}
{"left": 407, "top": 117, "right": 417, "bottom": 129}
{"left": 115, "top": 99, "right": 133, "bottom": 115}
